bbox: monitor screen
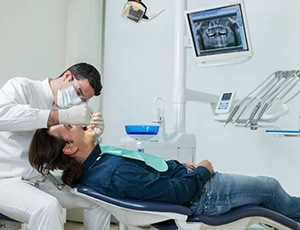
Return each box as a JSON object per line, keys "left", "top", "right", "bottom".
{"left": 185, "top": 0, "right": 252, "bottom": 67}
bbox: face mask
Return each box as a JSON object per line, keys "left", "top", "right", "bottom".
{"left": 57, "top": 86, "right": 83, "bottom": 109}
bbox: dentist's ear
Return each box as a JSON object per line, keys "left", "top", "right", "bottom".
{"left": 62, "top": 143, "right": 78, "bottom": 156}
{"left": 62, "top": 70, "right": 73, "bottom": 81}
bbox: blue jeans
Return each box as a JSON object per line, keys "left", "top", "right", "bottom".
{"left": 189, "top": 172, "right": 300, "bottom": 222}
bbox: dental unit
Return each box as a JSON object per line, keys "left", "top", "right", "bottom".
{"left": 214, "top": 70, "right": 300, "bottom": 130}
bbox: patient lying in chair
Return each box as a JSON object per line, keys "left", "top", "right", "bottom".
{"left": 28, "top": 124, "right": 300, "bottom": 222}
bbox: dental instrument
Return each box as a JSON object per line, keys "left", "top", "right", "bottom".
{"left": 232, "top": 72, "right": 285, "bottom": 124}
{"left": 216, "top": 70, "right": 300, "bottom": 129}
{"left": 244, "top": 101, "right": 261, "bottom": 127}
{"left": 225, "top": 72, "right": 281, "bottom": 125}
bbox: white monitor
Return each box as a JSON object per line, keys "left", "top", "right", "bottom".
{"left": 185, "top": 0, "right": 252, "bottom": 67}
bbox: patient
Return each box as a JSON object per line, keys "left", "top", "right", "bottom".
{"left": 29, "top": 124, "right": 300, "bottom": 222}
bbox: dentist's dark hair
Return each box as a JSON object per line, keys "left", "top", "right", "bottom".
{"left": 29, "top": 128, "right": 82, "bottom": 187}
{"left": 59, "top": 62, "right": 103, "bottom": 96}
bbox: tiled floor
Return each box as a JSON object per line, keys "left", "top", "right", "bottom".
{"left": 64, "top": 221, "right": 119, "bottom": 230}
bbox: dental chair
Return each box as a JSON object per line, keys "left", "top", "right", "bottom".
{"left": 72, "top": 183, "right": 300, "bottom": 230}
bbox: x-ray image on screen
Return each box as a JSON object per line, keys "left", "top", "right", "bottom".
{"left": 194, "top": 15, "right": 243, "bottom": 55}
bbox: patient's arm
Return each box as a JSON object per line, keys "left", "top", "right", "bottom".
{"left": 181, "top": 160, "right": 214, "bottom": 175}
{"left": 197, "top": 160, "right": 215, "bottom": 175}
{"left": 181, "top": 162, "right": 197, "bottom": 170}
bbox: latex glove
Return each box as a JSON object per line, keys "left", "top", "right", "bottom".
{"left": 59, "top": 104, "right": 94, "bottom": 125}
{"left": 89, "top": 112, "right": 105, "bottom": 137}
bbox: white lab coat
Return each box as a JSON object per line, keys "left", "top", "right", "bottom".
{"left": 0, "top": 78, "right": 110, "bottom": 230}
{"left": 0, "top": 77, "right": 51, "bottom": 179}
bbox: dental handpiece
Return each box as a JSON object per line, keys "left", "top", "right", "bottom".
{"left": 253, "top": 103, "right": 269, "bottom": 123}
{"left": 244, "top": 102, "right": 261, "bottom": 127}
{"left": 225, "top": 105, "right": 240, "bottom": 125}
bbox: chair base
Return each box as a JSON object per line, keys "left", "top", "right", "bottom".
{"left": 0, "top": 220, "right": 22, "bottom": 230}
{"left": 0, "top": 214, "right": 22, "bottom": 230}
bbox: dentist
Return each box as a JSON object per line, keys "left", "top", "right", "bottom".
{"left": 0, "top": 63, "right": 110, "bottom": 230}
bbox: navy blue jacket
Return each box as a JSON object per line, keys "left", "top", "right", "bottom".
{"left": 80, "top": 145, "right": 211, "bottom": 205}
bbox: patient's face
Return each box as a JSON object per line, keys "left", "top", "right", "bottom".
{"left": 48, "top": 124, "right": 95, "bottom": 145}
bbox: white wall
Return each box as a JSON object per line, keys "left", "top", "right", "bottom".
{"left": 65, "top": 0, "right": 105, "bottom": 111}
{"left": 102, "top": 0, "right": 300, "bottom": 195}
{"left": 0, "top": 0, "right": 104, "bottom": 111}
{"left": 0, "top": 0, "right": 68, "bottom": 82}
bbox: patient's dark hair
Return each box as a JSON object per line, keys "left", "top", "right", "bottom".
{"left": 29, "top": 128, "right": 82, "bottom": 187}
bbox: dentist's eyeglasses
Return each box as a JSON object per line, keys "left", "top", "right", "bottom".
{"left": 71, "top": 74, "right": 86, "bottom": 102}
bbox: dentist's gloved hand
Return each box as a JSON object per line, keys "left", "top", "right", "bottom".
{"left": 89, "top": 112, "right": 105, "bottom": 137}
{"left": 59, "top": 104, "right": 94, "bottom": 125}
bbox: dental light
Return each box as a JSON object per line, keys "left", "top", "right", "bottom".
{"left": 121, "top": 0, "right": 164, "bottom": 23}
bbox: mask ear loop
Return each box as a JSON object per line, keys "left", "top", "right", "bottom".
{"left": 58, "top": 73, "right": 72, "bottom": 91}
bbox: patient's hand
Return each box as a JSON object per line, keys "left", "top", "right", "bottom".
{"left": 197, "top": 160, "right": 215, "bottom": 175}
{"left": 182, "top": 162, "right": 197, "bottom": 170}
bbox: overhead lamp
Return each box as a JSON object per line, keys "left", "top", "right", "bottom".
{"left": 122, "top": 0, "right": 164, "bottom": 23}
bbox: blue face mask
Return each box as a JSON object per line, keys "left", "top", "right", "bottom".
{"left": 56, "top": 86, "right": 82, "bottom": 109}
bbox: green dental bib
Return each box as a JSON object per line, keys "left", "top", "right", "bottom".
{"left": 100, "top": 145, "right": 168, "bottom": 172}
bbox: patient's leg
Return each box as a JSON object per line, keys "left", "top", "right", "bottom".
{"left": 190, "top": 172, "right": 300, "bottom": 222}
